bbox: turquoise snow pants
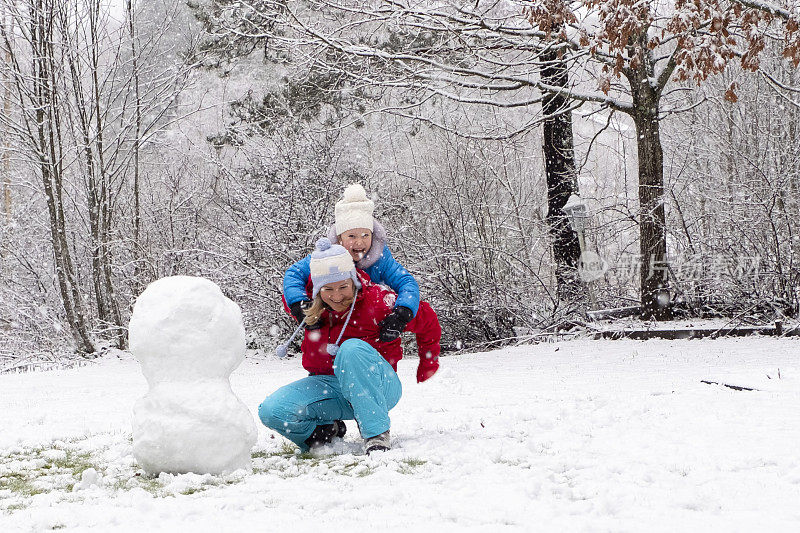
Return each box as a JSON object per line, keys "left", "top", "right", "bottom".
{"left": 258, "top": 339, "right": 403, "bottom": 452}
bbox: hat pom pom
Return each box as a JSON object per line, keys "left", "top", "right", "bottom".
{"left": 342, "top": 183, "right": 367, "bottom": 202}
{"left": 276, "top": 344, "right": 288, "bottom": 359}
{"left": 327, "top": 343, "right": 339, "bottom": 357}
{"left": 315, "top": 237, "right": 332, "bottom": 252}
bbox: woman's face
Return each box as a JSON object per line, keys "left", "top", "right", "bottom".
{"left": 319, "top": 279, "right": 355, "bottom": 312}
{"left": 338, "top": 228, "right": 373, "bottom": 262}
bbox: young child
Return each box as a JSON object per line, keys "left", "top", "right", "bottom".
{"left": 262, "top": 238, "right": 440, "bottom": 454}
{"left": 283, "top": 183, "right": 420, "bottom": 342}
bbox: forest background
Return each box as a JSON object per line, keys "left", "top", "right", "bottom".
{"left": 1, "top": 0, "right": 799, "bottom": 367}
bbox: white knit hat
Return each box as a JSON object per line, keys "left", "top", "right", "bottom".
{"left": 335, "top": 184, "right": 374, "bottom": 235}
{"left": 309, "top": 238, "right": 361, "bottom": 298}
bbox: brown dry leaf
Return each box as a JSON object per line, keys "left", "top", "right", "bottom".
{"left": 724, "top": 83, "right": 738, "bottom": 103}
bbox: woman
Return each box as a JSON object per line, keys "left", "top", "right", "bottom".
{"left": 260, "top": 238, "right": 440, "bottom": 454}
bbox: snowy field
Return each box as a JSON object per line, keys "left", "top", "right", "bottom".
{"left": 1, "top": 337, "right": 800, "bottom": 532}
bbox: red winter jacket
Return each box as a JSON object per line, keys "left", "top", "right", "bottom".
{"left": 287, "top": 270, "right": 441, "bottom": 382}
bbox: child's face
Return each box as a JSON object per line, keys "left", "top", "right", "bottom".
{"left": 319, "top": 279, "right": 355, "bottom": 312}
{"left": 338, "top": 228, "right": 373, "bottom": 262}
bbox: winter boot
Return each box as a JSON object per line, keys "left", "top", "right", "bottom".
{"left": 305, "top": 420, "right": 347, "bottom": 448}
{"left": 364, "top": 430, "right": 390, "bottom": 454}
{"left": 304, "top": 420, "right": 347, "bottom": 449}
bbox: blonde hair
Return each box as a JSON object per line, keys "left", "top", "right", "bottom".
{"left": 303, "top": 296, "right": 327, "bottom": 326}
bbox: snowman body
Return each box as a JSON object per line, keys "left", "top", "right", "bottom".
{"left": 129, "top": 276, "right": 257, "bottom": 475}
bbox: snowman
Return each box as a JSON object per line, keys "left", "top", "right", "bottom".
{"left": 129, "top": 276, "right": 257, "bottom": 475}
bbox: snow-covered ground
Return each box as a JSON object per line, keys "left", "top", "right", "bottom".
{"left": 1, "top": 337, "right": 800, "bottom": 532}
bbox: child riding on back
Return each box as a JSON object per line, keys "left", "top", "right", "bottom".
{"left": 262, "top": 238, "right": 440, "bottom": 454}
{"left": 283, "top": 183, "right": 419, "bottom": 342}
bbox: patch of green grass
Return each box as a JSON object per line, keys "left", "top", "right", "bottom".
{"left": 0, "top": 441, "right": 101, "bottom": 505}
{"left": 139, "top": 477, "right": 164, "bottom": 496}
{"left": 126, "top": 474, "right": 165, "bottom": 496}
{"left": 333, "top": 460, "right": 373, "bottom": 477}
{"left": 108, "top": 478, "right": 128, "bottom": 491}
{"left": 397, "top": 457, "right": 427, "bottom": 475}
{"left": 3, "top": 502, "right": 29, "bottom": 513}
{"left": 252, "top": 442, "right": 297, "bottom": 460}
{"left": 252, "top": 445, "right": 429, "bottom": 478}
{"left": 1, "top": 436, "right": 253, "bottom": 503}
{"left": 177, "top": 475, "right": 243, "bottom": 496}
{"left": 0, "top": 471, "right": 46, "bottom": 497}
{"left": 47, "top": 450, "right": 97, "bottom": 478}
{"left": 252, "top": 443, "right": 304, "bottom": 474}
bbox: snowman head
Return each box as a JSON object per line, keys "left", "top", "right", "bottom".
{"left": 129, "top": 276, "right": 245, "bottom": 384}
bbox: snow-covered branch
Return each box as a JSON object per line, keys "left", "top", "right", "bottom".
{"left": 733, "top": 0, "right": 795, "bottom": 20}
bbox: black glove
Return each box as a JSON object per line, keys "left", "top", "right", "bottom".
{"left": 378, "top": 306, "right": 413, "bottom": 342}
{"left": 289, "top": 300, "right": 321, "bottom": 330}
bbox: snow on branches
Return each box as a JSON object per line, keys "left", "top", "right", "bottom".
{"left": 731, "top": 0, "right": 800, "bottom": 67}
{"left": 526, "top": 0, "right": 800, "bottom": 95}
{"left": 526, "top": 0, "right": 578, "bottom": 38}
{"left": 588, "top": 0, "right": 655, "bottom": 53}
{"left": 667, "top": 0, "right": 738, "bottom": 83}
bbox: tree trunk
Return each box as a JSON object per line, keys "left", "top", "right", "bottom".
{"left": 63, "top": 0, "right": 124, "bottom": 348}
{"left": 63, "top": 8, "right": 112, "bottom": 343}
{"left": 1, "top": 102, "right": 9, "bottom": 224}
{"left": 88, "top": 0, "right": 124, "bottom": 348}
{"left": 1, "top": 4, "right": 11, "bottom": 225}
{"left": 540, "top": 46, "right": 582, "bottom": 302}
{"left": 127, "top": 0, "right": 144, "bottom": 304}
{"left": 32, "top": 0, "right": 96, "bottom": 354}
{"left": 631, "top": 78, "right": 672, "bottom": 320}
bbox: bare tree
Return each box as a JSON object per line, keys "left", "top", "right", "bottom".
{"left": 55, "top": 0, "right": 126, "bottom": 344}
{"left": 283, "top": 0, "right": 796, "bottom": 319}
{"left": 251, "top": 0, "right": 800, "bottom": 319}
{"left": 1, "top": 0, "right": 96, "bottom": 353}
{"left": 663, "top": 40, "right": 800, "bottom": 316}
{"left": 190, "top": 0, "right": 589, "bottom": 303}
{"left": 1, "top": 1, "right": 12, "bottom": 224}
{"left": 0, "top": 0, "right": 198, "bottom": 354}
{"left": 126, "top": 0, "right": 144, "bottom": 301}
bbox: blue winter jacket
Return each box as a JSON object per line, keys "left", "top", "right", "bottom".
{"left": 283, "top": 221, "right": 420, "bottom": 316}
